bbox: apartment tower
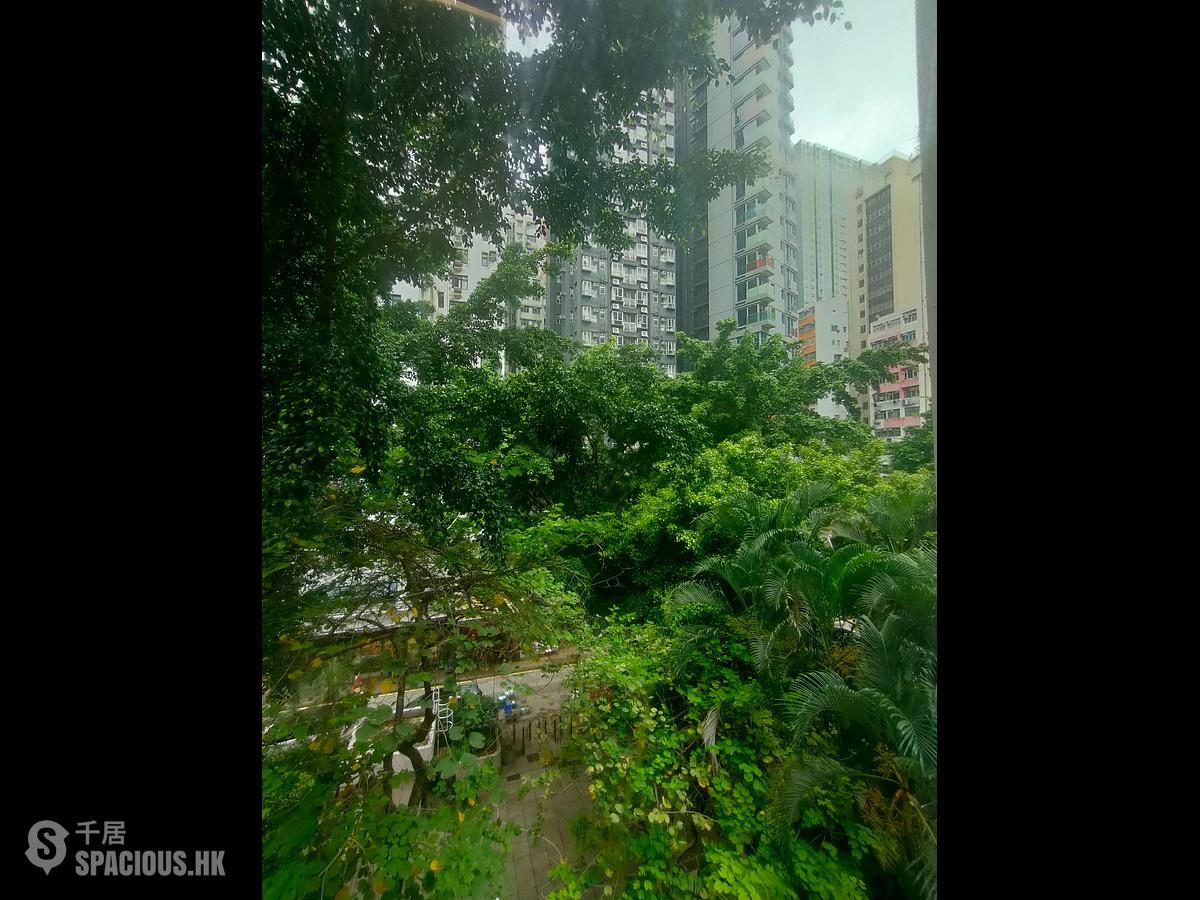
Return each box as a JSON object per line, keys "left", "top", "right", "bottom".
{"left": 548, "top": 92, "right": 680, "bottom": 375}
{"left": 789, "top": 139, "right": 869, "bottom": 417}
{"left": 677, "top": 16, "right": 798, "bottom": 351}
{"left": 847, "top": 154, "right": 930, "bottom": 441}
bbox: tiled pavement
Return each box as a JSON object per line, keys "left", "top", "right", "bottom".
{"left": 495, "top": 770, "right": 591, "bottom": 900}
{"left": 489, "top": 678, "right": 592, "bottom": 900}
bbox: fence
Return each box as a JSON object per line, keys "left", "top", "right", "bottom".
{"left": 503, "top": 711, "right": 575, "bottom": 760}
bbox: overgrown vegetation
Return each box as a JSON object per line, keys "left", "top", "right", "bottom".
{"left": 263, "top": 2, "right": 934, "bottom": 898}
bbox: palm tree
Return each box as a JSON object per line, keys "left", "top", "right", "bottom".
{"left": 671, "top": 490, "right": 938, "bottom": 899}
{"left": 666, "top": 535, "right": 882, "bottom": 691}
{"left": 695, "top": 482, "right": 840, "bottom": 555}
{"left": 832, "top": 481, "right": 936, "bottom": 552}
{"left": 775, "top": 545, "right": 937, "bottom": 899}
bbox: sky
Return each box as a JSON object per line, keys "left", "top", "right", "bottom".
{"left": 788, "top": 0, "right": 919, "bottom": 162}
{"left": 506, "top": 1, "right": 919, "bottom": 164}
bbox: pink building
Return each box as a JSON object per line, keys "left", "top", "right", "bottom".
{"left": 866, "top": 307, "right": 927, "bottom": 441}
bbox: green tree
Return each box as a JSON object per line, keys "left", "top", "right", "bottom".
{"left": 262, "top": 0, "right": 805, "bottom": 536}
{"left": 673, "top": 321, "right": 926, "bottom": 450}
{"left": 832, "top": 478, "right": 937, "bottom": 553}
{"left": 889, "top": 411, "right": 934, "bottom": 473}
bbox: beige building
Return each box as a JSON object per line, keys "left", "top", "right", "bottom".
{"left": 848, "top": 154, "right": 931, "bottom": 441}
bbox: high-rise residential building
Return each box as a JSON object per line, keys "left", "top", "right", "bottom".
{"left": 390, "top": 210, "right": 548, "bottom": 327}
{"left": 548, "top": 93, "right": 680, "bottom": 376}
{"left": 677, "top": 16, "right": 798, "bottom": 350}
{"left": 503, "top": 210, "right": 550, "bottom": 331}
{"left": 848, "top": 154, "right": 930, "bottom": 441}
{"left": 789, "top": 140, "right": 869, "bottom": 417}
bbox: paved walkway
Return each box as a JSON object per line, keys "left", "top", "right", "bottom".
{"left": 343, "top": 664, "right": 590, "bottom": 897}
{"left": 361, "top": 665, "right": 574, "bottom": 718}
{"left": 495, "top": 771, "right": 590, "bottom": 900}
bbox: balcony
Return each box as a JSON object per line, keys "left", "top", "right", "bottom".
{"left": 741, "top": 229, "right": 774, "bottom": 255}
{"left": 581, "top": 259, "right": 593, "bottom": 272}
{"left": 658, "top": 249, "right": 676, "bottom": 265}
{"left": 735, "top": 94, "right": 771, "bottom": 126}
{"left": 734, "top": 42, "right": 769, "bottom": 79}
{"left": 734, "top": 65, "right": 772, "bottom": 108}
{"left": 735, "top": 203, "right": 774, "bottom": 230}
{"left": 736, "top": 119, "right": 771, "bottom": 152}
{"left": 737, "top": 178, "right": 773, "bottom": 203}
{"left": 745, "top": 255, "right": 776, "bottom": 275}
{"left": 745, "top": 280, "right": 777, "bottom": 303}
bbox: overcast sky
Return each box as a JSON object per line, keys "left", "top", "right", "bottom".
{"left": 788, "top": 0, "right": 919, "bottom": 162}
{"left": 506, "top": 1, "right": 918, "bottom": 163}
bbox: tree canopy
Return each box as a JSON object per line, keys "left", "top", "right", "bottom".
{"left": 262, "top": 3, "right": 934, "bottom": 899}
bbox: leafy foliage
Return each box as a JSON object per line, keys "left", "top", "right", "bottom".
{"left": 889, "top": 411, "right": 935, "bottom": 473}
{"left": 262, "top": 3, "right": 933, "bottom": 897}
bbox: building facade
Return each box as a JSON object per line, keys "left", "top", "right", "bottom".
{"left": 789, "top": 139, "right": 869, "bottom": 417}
{"left": 547, "top": 93, "right": 680, "bottom": 376}
{"left": 677, "top": 16, "right": 799, "bottom": 351}
{"left": 390, "top": 210, "right": 548, "bottom": 328}
{"left": 847, "top": 154, "right": 930, "bottom": 441}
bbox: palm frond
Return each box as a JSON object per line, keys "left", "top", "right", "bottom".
{"left": 859, "top": 686, "right": 937, "bottom": 777}
{"left": 702, "top": 705, "right": 721, "bottom": 772}
{"left": 767, "top": 755, "right": 852, "bottom": 829}
{"left": 780, "top": 670, "right": 877, "bottom": 741}
{"left": 664, "top": 624, "right": 722, "bottom": 680}
{"left": 666, "top": 580, "right": 729, "bottom": 615}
